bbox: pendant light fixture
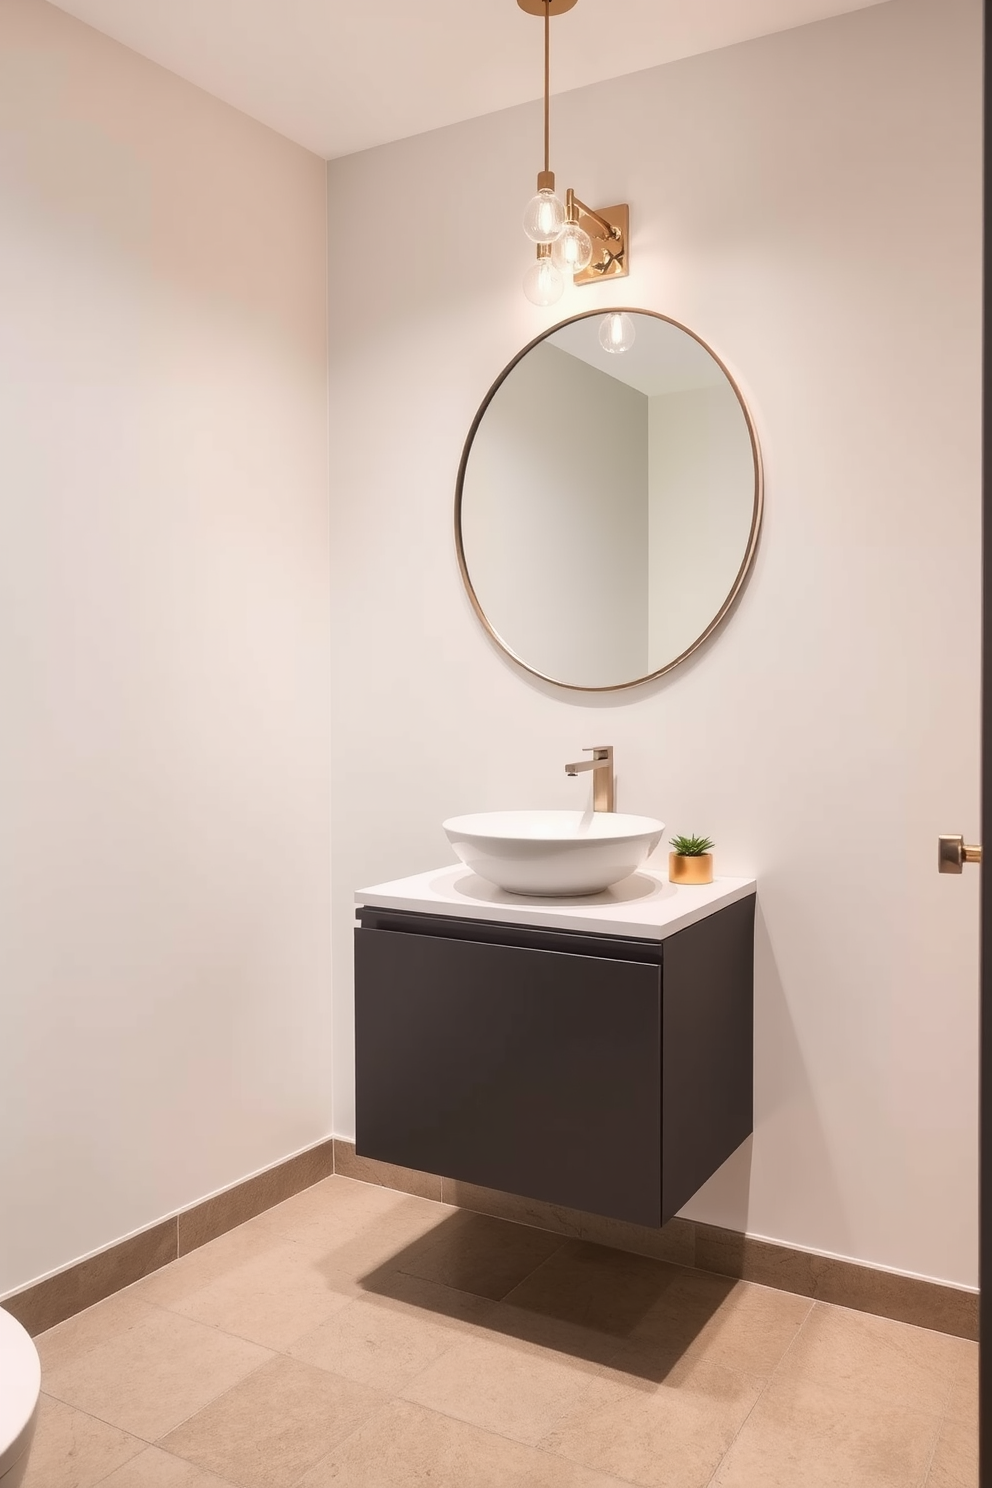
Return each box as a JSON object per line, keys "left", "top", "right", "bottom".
{"left": 518, "top": 0, "right": 629, "bottom": 307}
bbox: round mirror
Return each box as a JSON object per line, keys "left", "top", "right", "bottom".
{"left": 455, "top": 310, "right": 762, "bottom": 691}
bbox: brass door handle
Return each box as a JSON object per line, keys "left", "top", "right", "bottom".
{"left": 938, "top": 835, "right": 983, "bottom": 873}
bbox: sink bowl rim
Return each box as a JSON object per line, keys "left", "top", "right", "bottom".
{"left": 443, "top": 809, "right": 665, "bottom": 846}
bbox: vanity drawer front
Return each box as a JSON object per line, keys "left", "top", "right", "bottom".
{"left": 355, "top": 926, "right": 663, "bottom": 1227}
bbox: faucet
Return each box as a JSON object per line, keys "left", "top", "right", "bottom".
{"left": 565, "top": 746, "right": 615, "bottom": 813}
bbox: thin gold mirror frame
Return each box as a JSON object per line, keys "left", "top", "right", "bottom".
{"left": 454, "top": 308, "right": 764, "bottom": 693}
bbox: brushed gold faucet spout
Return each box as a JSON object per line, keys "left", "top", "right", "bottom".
{"left": 564, "top": 745, "right": 615, "bottom": 813}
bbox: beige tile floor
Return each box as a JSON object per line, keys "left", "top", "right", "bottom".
{"left": 26, "top": 1176, "right": 977, "bottom": 1488}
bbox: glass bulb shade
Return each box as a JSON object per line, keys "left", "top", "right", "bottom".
{"left": 599, "top": 312, "right": 636, "bottom": 354}
{"left": 523, "top": 256, "right": 564, "bottom": 306}
{"left": 551, "top": 222, "right": 593, "bottom": 273}
{"left": 523, "top": 188, "right": 567, "bottom": 244}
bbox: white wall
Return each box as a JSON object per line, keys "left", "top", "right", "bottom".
{"left": 328, "top": 0, "right": 981, "bottom": 1287}
{"left": 0, "top": 0, "right": 331, "bottom": 1296}
{"left": 647, "top": 384, "right": 756, "bottom": 665}
{"left": 462, "top": 341, "right": 648, "bottom": 686}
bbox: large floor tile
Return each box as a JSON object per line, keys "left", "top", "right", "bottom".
{"left": 98, "top": 1446, "right": 241, "bottom": 1485}
{"left": 297, "top": 1398, "right": 630, "bottom": 1488}
{"left": 288, "top": 1195, "right": 458, "bottom": 1287}
{"left": 35, "top": 1292, "right": 162, "bottom": 1376}
{"left": 25, "top": 1172, "right": 974, "bottom": 1488}
{"left": 945, "top": 1341, "right": 979, "bottom": 1429}
{"left": 21, "top": 1394, "right": 144, "bottom": 1488}
{"left": 400, "top": 1323, "right": 612, "bottom": 1445}
{"left": 712, "top": 1372, "right": 941, "bottom": 1488}
{"left": 287, "top": 1273, "right": 496, "bottom": 1393}
{"left": 43, "top": 1306, "right": 272, "bottom": 1440}
{"left": 926, "top": 1417, "right": 979, "bottom": 1488}
{"left": 627, "top": 1270, "right": 813, "bottom": 1379}
{"left": 158, "top": 1354, "right": 385, "bottom": 1488}
{"left": 393, "top": 1209, "right": 564, "bottom": 1300}
{"left": 131, "top": 1223, "right": 297, "bottom": 1309}
{"left": 143, "top": 1236, "right": 356, "bottom": 1350}
{"left": 491, "top": 1294, "right": 632, "bottom": 1367}
{"left": 501, "top": 1239, "right": 683, "bottom": 1341}
{"left": 780, "top": 1300, "right": 968, "bottom": 1415}
{"left": 254, "top": 1175, "right": 432, "bottom": 1238}
{"left": 540, "top": 1356, "right": 763, "bottom": 1488}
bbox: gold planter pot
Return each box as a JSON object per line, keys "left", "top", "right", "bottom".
{"left": 669, "top": 852, "right": 714, "bottom": 886}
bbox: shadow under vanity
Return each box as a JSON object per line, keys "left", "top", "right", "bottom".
{"left": 353, "top": 871, "right": 756, "bottom": 1230}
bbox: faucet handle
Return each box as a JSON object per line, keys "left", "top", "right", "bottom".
{"left": 583, "top": 745, "right": 613, "bottom": 757}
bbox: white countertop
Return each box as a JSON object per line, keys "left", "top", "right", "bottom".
{"left": 356, "top": 864, "right": 756, "bottom": 942}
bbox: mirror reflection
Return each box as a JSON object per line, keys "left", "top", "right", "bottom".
{"left": 457, "top": 311, "right": 762, "bottom": 691}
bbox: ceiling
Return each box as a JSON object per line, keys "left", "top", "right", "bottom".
{"left": 50, "top": 0, "right": 888, "bottom": 160}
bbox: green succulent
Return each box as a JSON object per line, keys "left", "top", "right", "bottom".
{"left": 669, "top": 834, "right": 715, "bottom": 857}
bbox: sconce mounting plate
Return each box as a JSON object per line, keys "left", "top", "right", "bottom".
{"left": 517, "top": 0, "right": 578, "bottom": 14}
{"left": 572, "top": 202, "right": 629, "bottom": 285}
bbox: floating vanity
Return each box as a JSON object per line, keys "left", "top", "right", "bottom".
{"left": 354, "top": 865, "right": 756, "bottom": 1230}
{"left": 376, "top": 299, "right": 766, "bottom": 1231}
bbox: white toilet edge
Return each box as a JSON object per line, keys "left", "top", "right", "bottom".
{"left": 0, "top": 1408, "right": 38, "bottom": 1487}
{"left": 0, "top": 1309, "right": 41, "bottom": 1481}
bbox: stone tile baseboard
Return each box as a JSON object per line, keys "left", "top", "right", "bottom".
{"left": 333, "top": 1140, "right": 978, "bottom": 1342}
{"left": 3, "top": 1138, "right": 334, "bottom": 1336}
{"left": 333, "top": 1138, "right": 442, "bottom": 1201}
{"left": 4, "top": 1134, "right": 976, "bottom": 1343}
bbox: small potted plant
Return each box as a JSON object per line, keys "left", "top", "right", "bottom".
{"left": 669, "top": 834, "right": 716, "bottom": 885}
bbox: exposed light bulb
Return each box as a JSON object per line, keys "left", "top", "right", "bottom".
{"left": 551, "top": 222, "right": 593, "bottom": 274}
{"left": 599, "top": 312, "right": 636, "bottom": 354}
{"left": 523, "top": 188, "right": 567, "bottom": 244}
{"left": 523, "top": 255, "right": 564, "bottom": 307}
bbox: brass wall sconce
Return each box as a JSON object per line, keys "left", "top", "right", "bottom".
{"left": 519, "top": 0, "right": 629, "bottom": 307}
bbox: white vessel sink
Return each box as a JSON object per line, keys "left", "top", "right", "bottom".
{"left": 442, "top": 809, "right": 665, "bottom": 897}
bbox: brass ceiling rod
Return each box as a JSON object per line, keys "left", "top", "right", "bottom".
{"left": 516, "top": 0, "right": 629, "bottom": 300}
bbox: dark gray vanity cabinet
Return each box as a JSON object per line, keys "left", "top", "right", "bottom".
{"left": 354, "top": 894, "right": 755, "bottom": 1229}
